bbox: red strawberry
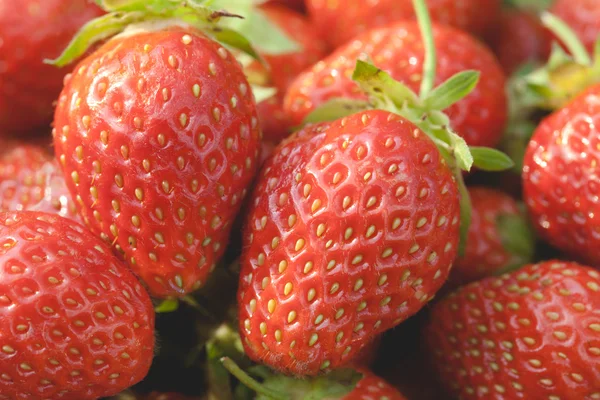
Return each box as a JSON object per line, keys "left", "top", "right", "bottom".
{"left": 238, "top": 110, "right": 460, "bottom": 375}
{"left": 449, "top": 186, "right": 534, "bottom": 287}
{"left": 0, "top": 0, "right": 103, "bottom": 134}
{"left": 349, "top": 335, "right": 382, "bottom": 368}
{"left": 306, "top": 0, "right": 501, "bottom": 49}
{"left": 284, "top": 21, "right": 508, "bottom": 148}
{"left": 523, "top": 84, "right": 600, "bottom": 266}
{"left": 550, "top": 0, "right": 600, "bottom": 54}
{"left": 490, "top": 10, "right": 551, "bottom": 75}
{"left": 425, "top": 260, "right": 600, "bottom": 399}
{"left": 250, "top": 4, "right": 328, "bottom": 142}
{"left": 0, "top": 144, "right": 78, "bottom": 219}
{"left": 53, "top": 26, "right": 261, "bottom": 298}
{"left": 343, "top": 370, "right": 407, "bottom": 400}
{"left": 0, "top": 211, "right": 155, "bottom": 399}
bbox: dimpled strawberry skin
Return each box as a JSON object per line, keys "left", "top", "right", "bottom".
{"left": 306, "top": 0, "right": 501, "bottom": 49}
{"left": 238, "top": 110, "right": 460, "bottom": 376}
{"left": 450, "top": 187, "right": 521, "bottom": 287}
{"left": 0, "top": 211, "right": 155, "bottom": 400}
{"left": 344, "top": 370, "right": 408, "bottom": 400}
{"left": 0, "top": 145, "right": 78, "bottom": 220}
{"left": 284, "top": 21, "right": 507, "bottom": 149}
{"left": 523, "top": 85, "right": 600, "bottom": 266}
{"left": 53, "top": 27, "right": 261, "bottom": 298}
{"left": 426, "top": 261, "right": 600, "bottom": 399}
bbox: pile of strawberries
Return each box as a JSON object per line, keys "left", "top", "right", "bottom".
{"left": 1, "top": 0, "right": 599, "bottom": 399}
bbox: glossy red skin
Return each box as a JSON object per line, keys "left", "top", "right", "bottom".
{"left": 490, "top": 10, "right": 551, "bottom": 75}
{"left": 284, "top": 21, "right": 507, "bottom": 149}
{"left": 0, "top": 0, "right": 104, "bottom": 134}
{"left": 53, "top": 28, "right": 261, "bottom": 298}
{"left": 450, "top": 187, "right": 522, "bottom": 287}
{"left": 426, "top": 261, "right": 600, "bottom": 399}
{"left": 551, "top": 0, "right": 600, "bottom": 54}
{"left": 0, "top": 211, "right": 155, "bottom": 399}
{"left": 252, "top": 5, "right": 328, "bottom": 142}
{"left": 238, "top": 110, "right": 460, "bottom": 375}
{"left": 0, "top": 145, "right": 78, "bottom": 220}
{"left": 523, "top": 84, "right": 600, "bottom": 266}
{"left": 344, "top": 370, "right": 407, "bottom": 400}
{"left": 306, "top": 0, "right": 501, "bottom": 49}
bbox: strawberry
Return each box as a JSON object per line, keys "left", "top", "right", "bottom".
{"left": 349, "top": 335, "right": 382, "bottom": 368}
{"left": 0, "top": 0, "right": 103, "bottom": 134}
{"left": 0, "top": 144, "right": 78, "bottom": 219}
{"left": 450, "top": 186, "right": 534, "bottom": 287}
{"left": 490, "top": 10, "right": 551, "bottom": 75}
{"left": 284, "top": 21, "right": 508, "bottom": 149}
{"left": 343, "top": 370, "right": 407, "bottom": 400}
{"left": 425, "top": 260, "right": 600, "bottom": 399}
{"left": 52, "top": 6, "right": 262, "bottom": 298}
{"left": 306, "top": 0, "right": 501, "bottom": 49}
{"left": 523, "top": 84, "right": 600, "bottom": 266}
{"left": 238, "top": 109, "right": 460, "bottom": 375}
{"left": 550, "top": 0, "right": 600, "bottom": 54}
{"left": 0, "top": 211, "right": 155, "bottom": 399}
{"left": 250, "top": 4, "right": 327, "bottom": 142}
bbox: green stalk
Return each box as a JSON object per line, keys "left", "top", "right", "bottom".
{"left": 541, "top": 12, "right": 591, "bottom": 65}
{"left": 220, "top": 358, "right": 289, "bottom": 400}
{"left": 412, "top": 0, "right": 436, "bottom": 97}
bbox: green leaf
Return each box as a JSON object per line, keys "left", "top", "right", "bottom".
{"left": 211, "top": 1, "right": 300, "bottom": 55}
{"left": 456, "top": 175, "right": 471, "bottom": 257}
{"left": 46, "top": 12, "right": 141, "bottom": 66}
{"left": 450, "top": 133, "right": 474, "bottom": 172}
{"left": 251, "top": 85, "right": 277, "bottom": 103}
{"left": 155, "top": 298, "right": 179, "bottom": 313}
{"left": 211, "top": 26, "right": 261, "bottom": 60}
{"left": 496, "top": 212, "right": 536, "bottom": 261}
{"left": 470, "top": 147, "right": 515, "bottom": 171}
{"left": 541, "top": 12, "right": 591, "bottom": 66}
{"left": 352, "top": 60, "right": 419, "bottom": 108}
{"left": 258, "top": 369, "right": 363, "bottom": 400}
{"left": 303, "top": 98, "right": 371, "bottom": 124}
{"left": 425, "top": 70, "right": 480, "bottom": 110}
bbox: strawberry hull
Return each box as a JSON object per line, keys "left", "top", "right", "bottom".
{"left": 53, "top": 27, "right": 261, "bottom": 298}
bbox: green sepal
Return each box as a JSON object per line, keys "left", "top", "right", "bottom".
{"left": 456, "top": 175, "right": 471, "bottom": 257}
{"left": 494, "top": 211, "right": 536, "bottom": 275}
{"left": 154, "top": 298, "right": 179, "bottom": 313}
{"left": 303, "top": 98, "right": 371, "bottom": 124}
{"left": 424, "top": 70, "right": 480, "bottom": 110}
{"left": 470, "top": 147, "right": 515, "bottom": 171}
{"left": 503, "top": 0, "right": 554, "bottom": 13}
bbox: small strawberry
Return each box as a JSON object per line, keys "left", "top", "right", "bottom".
{"left": 0, "top": 0, "right": 103, "bottom": 134}
{"left": 306, "top": 0, "right": 501, "bottom": 49}
{"left": 550, "top": 0, "right": 600, "bottom": 54}
{"left": 450, "top": 186, "right": 534, "bottom": 287}
{"left": 490, "top": 10, "right": 551, "bottom": 75}
{"left": 523, "top": 84, "right": 600, "bottom": 266}
{"left": 284, "top": 20, "right": 508, "bottom": 148}
{"left": 0, "top": 211, "right": 155, "bottom": 399}
{"left": 249, "top": 4, "right": 327, "bottom": 142}
{"left": 0, "top": 144, "right": 78, "bottom": 219}
{"left": 51, "top": 3, "right": 264, "bottom": 298}
{"left": 425, "top": 260, "right": 600, "bottom": 399}
{"left": 349, "top": 335, "right": 381, "bottom": 368}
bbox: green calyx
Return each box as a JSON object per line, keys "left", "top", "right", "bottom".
{"left": 520, "top": 12, "right": 600, "bottom": 110}
{"left": 304, "top": 0, "right": 514, "bottom": 255}
{"left": 221, "top": 357, "right": 363, "bottom": 400}
{"left": 47, "top": 0, "right": 299, "bottom": 67}
{"left": 494, "top": 209, "right": 536, "bottom": 275}
{"left": 503, "top": 0, "right": 553, "bottom": 13}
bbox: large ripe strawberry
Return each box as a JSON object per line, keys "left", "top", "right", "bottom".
{"left": 425, "top": 260, "right": 600, "bottom": 398}
{"left": 238, "top": 110, "right": 460, "bottom": 375}
{"left": 0, "top": 144, "right": 78, "bottom": 219}
{"left": 0, "top": 0, "right": 103, "bottom": 134}
{"left": 449, "top": 186, "right": 534, "bottom": 287}
{"left": 250, "top": 4, "right": 327, "bottom": 142}
{"left": 306, "top": 0, "right": 501, "bottom": 49}
{"left": 550, "top": 0, "right": 600, "bottom": 54}
{"left": 523, "top": 84, "right": 600, "bottom": 266}
{"left": 52, "top": 9, "right": 262, "bottom": 298}
{"left": 0, "top": 211, "right": 155, "bottom": 399}
{"left": 284, "top": 21, "right": 508, "bottom": 148}
{"left": 490, "top": 10, "right": 551, "bottom": 75}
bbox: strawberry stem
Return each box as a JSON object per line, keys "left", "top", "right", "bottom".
{"left": 541, "top": 12, "right": 591, "bottom": 65}
{"left": 412, "top": 0, "right": 436, "bottom": 97}
{"left": 220, "top": 357, "right": 289, "bottom": 400}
